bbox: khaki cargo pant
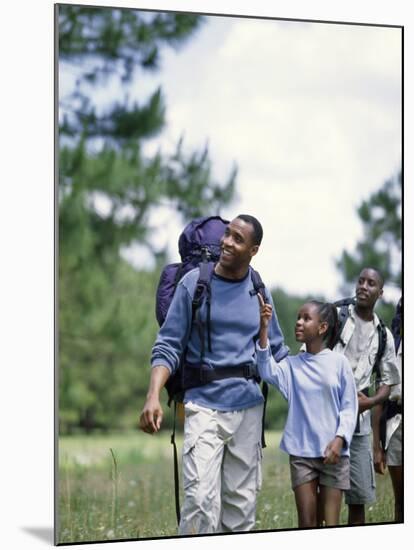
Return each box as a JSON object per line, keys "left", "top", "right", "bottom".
{"left": 178, "top": 401, "right": 263, "bottom": 535}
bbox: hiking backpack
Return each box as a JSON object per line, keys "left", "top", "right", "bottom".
{"left": 154, "top": 215, "right": 270, "bottom": 525}
{"left": 391, "top": 297, "right": 402, "bottom": 353}
{"left": 379, "top": 297, "right": 402, "bottom": 449}
{"left": 155, "top": 215, "right": 228, "bottom": 327}
{"left": 332, "top": 297, "right": 387, "bottom": 383}
{"left": 332, "top": 297, "right": 388, "bottom": 435}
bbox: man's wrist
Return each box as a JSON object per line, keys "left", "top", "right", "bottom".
{"left": 148, "top": 364, "right": 171, "bottom": 398}
{"left": 146, "top": 390, "right": 161, "bottom": 400}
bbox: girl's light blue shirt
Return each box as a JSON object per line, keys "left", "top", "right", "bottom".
{"left": 256, "top": 346, "right": 358, "bottom": 457}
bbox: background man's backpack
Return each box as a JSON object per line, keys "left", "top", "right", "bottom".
{"left": 333, "top": 297, "right": 387, "bottom": 382}
{"left": 332, "top": 297, "right": 388, "bottom": 434}
{"left": 379, "top": 297, "right": 402, "bottom": 449}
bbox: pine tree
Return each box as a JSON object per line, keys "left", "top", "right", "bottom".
{"left": 57, "top": 5, "right": 236, "bottom": 432}
{"left": 336, "top": 171, "right": 401, "bottom": 323}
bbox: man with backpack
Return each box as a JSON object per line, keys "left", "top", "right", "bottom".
{"left": 139, "top": 214, "right": 289, "bottom": 534}
{"left": 332, "top": 267, "right": 400, "bottom": 525}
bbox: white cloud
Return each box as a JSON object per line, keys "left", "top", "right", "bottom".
{"left": 62, "top": 11, "right": 401, "bottom": 299}
{"left": 157, "top": 18, "right": 401, "bottom": 297}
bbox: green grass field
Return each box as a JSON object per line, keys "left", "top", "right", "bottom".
{"left": 57, "top": 430, "right": 396, "bottom": 544}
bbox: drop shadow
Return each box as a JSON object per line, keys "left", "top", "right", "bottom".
{"left": 22, "top": 527, "right": 54, "bottom": 544}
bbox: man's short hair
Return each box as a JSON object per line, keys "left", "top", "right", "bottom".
{"left": 236, "top": 214, "right": 263, "bottom": 246}
{"left": 360, "top": 267, "right": 385, "bottom": 289}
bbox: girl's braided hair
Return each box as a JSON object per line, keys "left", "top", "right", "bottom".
{"left": 308, "top": 300, "right": 339, "bottom": 349}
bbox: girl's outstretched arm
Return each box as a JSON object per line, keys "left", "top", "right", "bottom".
{"left": 258, "top": 292, "right": 272, "bottom": 348}
{"left": 256, "top": 293, "right": 290, "bottom": 398}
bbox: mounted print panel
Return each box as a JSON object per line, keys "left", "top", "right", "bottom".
{"left": 55, "top": 2, "right": 403, "bottom": 545}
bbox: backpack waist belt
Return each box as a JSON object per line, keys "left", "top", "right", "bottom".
{"left": 184, "top": 362, "right": 260, "bottom": 384}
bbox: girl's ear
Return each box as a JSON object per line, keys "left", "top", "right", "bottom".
{"left": 319, "top": 321, "right": 328, "bottom": 337}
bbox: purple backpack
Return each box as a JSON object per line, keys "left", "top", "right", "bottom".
{"left": 155, "top": 215, "right": 229, "bottom": 326}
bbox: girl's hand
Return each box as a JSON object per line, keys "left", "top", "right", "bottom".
{"left": 258, "top": 293, "right": 273, "bottom": 329}
{"left": 323, "top": 436, "right": 344, "bottom": 465}
{"left": 258, "top": 293, "right": 272, "bottom": 349}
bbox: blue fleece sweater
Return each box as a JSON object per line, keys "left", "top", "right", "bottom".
{"left": 151, "top": 267, "right": 289, "bottom": 411}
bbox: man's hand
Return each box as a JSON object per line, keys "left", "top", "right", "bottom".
{"left": 139, "top": 395, "right": 164, "bottom": 434}
{"left": 357, "top": 391, "right": 372, "bottom": 413}
{"left": 323, "top": 436, "right": 344, "bottom": 465}
{"left": 373, "top": 446, "right": 386, "bottom": 475}
{"left": 139, "top": 365, "right": 170, "bottom": 434}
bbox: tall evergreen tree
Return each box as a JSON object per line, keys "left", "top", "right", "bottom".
{"left": 58, "top": 5, "right": 236, "bottom": 261}
{"left": 336, "top": 171, "right": 401, "bottom": 322}
{"left": 57, "top": 5, "right": 236, "bottom": 432}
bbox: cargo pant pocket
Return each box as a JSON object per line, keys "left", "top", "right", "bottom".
{"left": 182, "top": 403, "right": 207, "bottom": 492}
{"left": 182, "top": 434, "right": 200, "bottom": 491}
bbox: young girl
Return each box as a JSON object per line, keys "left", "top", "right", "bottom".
{"left": 256, "top": 295, "right": 358, "bottom": 528}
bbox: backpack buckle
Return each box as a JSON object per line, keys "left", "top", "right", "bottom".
{"left": 192, "top": 282, "right": 206, "bottom": 308}
{"left": 249, "top": 284, "right": 265, "bottom": 298}
{"left": 200, "top": 246, "right": 212, "bottom": 262}
{"left": 243, "top": 364, "right": 257, "bottom": 378}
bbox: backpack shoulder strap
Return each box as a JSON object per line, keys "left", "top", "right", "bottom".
{"left": 333, "top": 297, "right": 355, "bottom": 347}
{"left": 373, "top": 318, "right": 387, "bottom": 381}
{"left": 191, "top": 262, "right": 213, "bottom": 313}
{"left": 191, "top": 261, "right": 215, "bottom": 357}
{"left": 250, "top": 268, "right": 267, "bottom": 303}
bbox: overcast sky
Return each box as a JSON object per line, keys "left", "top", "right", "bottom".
{"left": 61, "top": 9, "right": 402, "bottom": 302}
{"left": 118, "top": 14, "right": 402, "bottom": 301}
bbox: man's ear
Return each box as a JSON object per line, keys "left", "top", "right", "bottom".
{"left": 250, "top": 245, "right": 259, "bottom": 257}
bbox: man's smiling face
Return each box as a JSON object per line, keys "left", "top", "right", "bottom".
{"left": 355, "top": 268, "right": 383, "bottom": 309}
{"left": 218, "top": 217, "right": 259, "bottom": 274}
